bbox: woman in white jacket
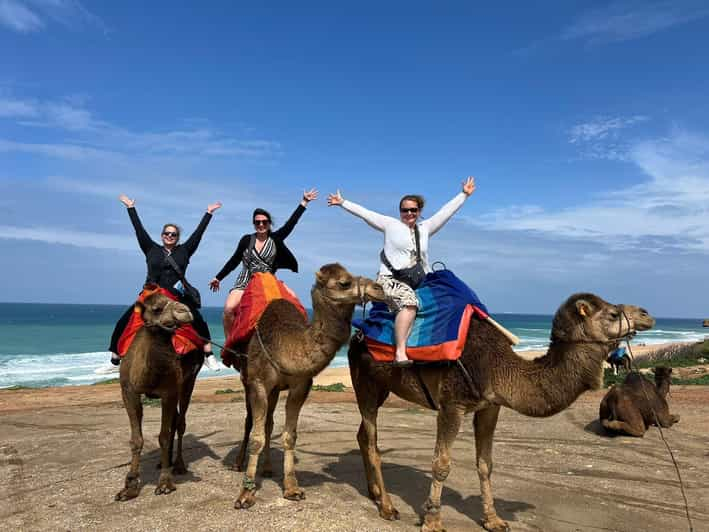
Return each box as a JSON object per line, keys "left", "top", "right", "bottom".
{"left": 327, "top": 177, "right": 476, "bottom": 366}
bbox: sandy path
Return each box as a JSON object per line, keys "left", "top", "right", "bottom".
{"left": 1, "top": 375, "right": 707, "bottom": 531}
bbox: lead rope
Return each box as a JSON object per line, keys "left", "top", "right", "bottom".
{"left": 620, "top": 312, "right": 694, "bottom": 532}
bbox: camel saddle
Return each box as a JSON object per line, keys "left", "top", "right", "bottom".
{"left": 353, "top": 270, "right": 489, "bottom": 363}
{"left": 117, "top": 286, "right": 205, "bottom": 357}
{"left": 222, "top": 272, "right": 307, "bottom": 367}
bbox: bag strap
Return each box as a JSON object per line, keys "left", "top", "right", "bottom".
{"left": 164, "top": 253, "right": 187, "bottom": 282}
{"left": 380, "top": 224, "right": 422, "bottom": 273}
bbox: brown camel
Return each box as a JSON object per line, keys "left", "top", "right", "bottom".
{"left": 232, "top": 263, "right": 385, "bottom": 509}
{"left": 600, "top": 366, "right": 679, "bottom": 437}
{"left": 347, "top": 293, "right": 655, "bottom": 532}
{"left": 115, "top": 290, "right": 204, "bottom": 501}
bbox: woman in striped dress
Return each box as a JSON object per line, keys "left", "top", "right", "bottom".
{"left": 209, "top": 189, "right": 318, "bottom": 336}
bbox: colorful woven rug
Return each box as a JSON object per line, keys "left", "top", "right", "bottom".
{"left": 117, "top": 285, "right": 205, "bottom": 357}
{"left": 352, "top": 270, "right": 489, "bottom": 362}
{"left": 222, "top": 272, "right": 307, "bottom": 367}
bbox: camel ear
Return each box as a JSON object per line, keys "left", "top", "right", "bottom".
{"left": 134, "top": 300, "right": 145, "bottom": 316}
{"left": 575, "top": 299, "right": 592, "bottom": 318}
{"left": 315, "top": 269, "right": 325, "bottom": 286}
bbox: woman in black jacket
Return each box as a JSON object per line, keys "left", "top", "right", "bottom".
{"left": 100, "top": 194, "right": 222, "bottom": 373}
{"left": 209, "top": 189, "right": 317, "bottom": 335}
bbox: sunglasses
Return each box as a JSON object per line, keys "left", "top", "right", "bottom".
{"left": 399, "top": 207, "right": 419, "bottom": 214}
{"left": 162, "top": 231, "right": 178, "bottom": 238}
{"left": 253, "top": 219, "right": 271, "bottom": 226}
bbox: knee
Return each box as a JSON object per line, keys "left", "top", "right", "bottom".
{"left": 432, "top": 455, "right": 451, "bottom": 482}
{"left": 282, "top": 430, "right": 297, "bottom": 449}
{"left": 477, "top": 457, "right": 491, "bottom": 478}
{"left": 130, "top": 436, "right": 143, "bottom": 452}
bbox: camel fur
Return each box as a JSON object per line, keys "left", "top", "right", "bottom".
{"left": 232, "top": 263, "right": 385, "bottom": 510}
{"left": 115, "top": 290, "right": 204, "bottom": 501}
{"left": 347, "top": 293, "right": 655, "bottom": 532}
{"left": 599, "top": 366, "right": 679, "bottom": 437}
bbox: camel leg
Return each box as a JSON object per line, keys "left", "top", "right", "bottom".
{"left": 654, "top": 408, "right": 680, "bottom": 428}
{"left": 173, "top": 360, "right": 200, "bottom": 475}
{"left": 601, "top": 404, "right": 646, "bottom": 437}
{"left": 354, "top": 388, "right": 397, "bottom": 520}
{"left": 115, "top": 389, "right": 144, "bottom": 501}
{"left": 421, "top": 404, "right": 466, "bottom": 532}
{"left": 282, "top": 379, "right": 311, "bottom": 501}
{"left": 602, "top": 419, "right": 646, "bottom": 437}
{"left": 262, "top": 388, "right": 279, "bottom": 478}
{"left": 474, "top": 405, "right": 510, "bottom": 532}
{"left": 235, "top": 398, "right": 253, "bottom": 472}
{"left": 234, "top": 381, "right": 268, "bottom": 509}
{"left": 155, "top": 395, "right": 178, "bottom": 495}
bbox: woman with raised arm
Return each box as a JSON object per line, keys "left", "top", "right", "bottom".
{"left": 98, "top": 195, "right": 222, "bottom": 374}
{"left": 327, "top": 177, "right": 476, "bottom": 366}
{"left": 209, "top": 189, "right": 318, "bottom": 336}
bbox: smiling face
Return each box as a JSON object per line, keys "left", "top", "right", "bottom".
{"left": 253, "top": 215, "right": 271, "bottom": 236}
{"left": 161, "top": 225, "right": 180, "bottom": 248}
{"left": 399, "top": 199, "right": 420, "bottom": 227}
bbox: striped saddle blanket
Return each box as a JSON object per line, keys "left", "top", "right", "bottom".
{"left": 352, "top": 270, "right": 489, "bottom": 362}
{"left": 117, "top": 285, "right": 205, "bottom": 357}
{"left": 222, "top": 272, "right": 307, "bottom": 367}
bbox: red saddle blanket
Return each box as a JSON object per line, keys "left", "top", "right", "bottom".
{"left": 117, "top": 286, "right": 205, "bottom": 357}
{"left": 222, "top": 273, "right": 307, "bottom": 367}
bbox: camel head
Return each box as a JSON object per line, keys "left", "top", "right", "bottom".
{"left": 137, "top": 291, "right": 193, "bottom": 331}
{"left": 653, "top": 366, "right": 673, "bottom": 385}
{"left": 313, "top": 263, "right": 385, "bottom": 306}
{"left": 550, "top": 293, "right": 655, "bottom": 345}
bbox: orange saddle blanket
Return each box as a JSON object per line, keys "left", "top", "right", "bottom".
{"left": 117, "top": 286, "right": 205, "bottom": 357}
{"left": 222, "top": 273, "right": 307, "bottom": 367}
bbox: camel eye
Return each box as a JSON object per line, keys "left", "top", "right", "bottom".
{"left": 338, "top": 280, "right": 352, "bottom": 289}
{"left": 153, "top": 305, "right": 164, "bottom": 313}
{"left": 608, "top": 310, "right": 619, "bottom": 319}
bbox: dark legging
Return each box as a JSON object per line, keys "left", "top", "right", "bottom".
{"left": 108, "top": 303, "right": 211, "bottom": 354}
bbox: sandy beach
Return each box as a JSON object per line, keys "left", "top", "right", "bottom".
{"left": 1, "top": 341, "right": 707, "bottom": 531}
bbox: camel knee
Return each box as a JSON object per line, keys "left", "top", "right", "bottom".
{"left": 477, "top": 457, "right": 492, "bottom": 479}
{"left": 282, "top": 430, "right": 297, "bottom": 450}
{"left": 432, "top": 455, "right": 451, "bottom": 482}
{"left": 248, "top": 434, "right": 265, "bottom": 455}
{"left": 129, "top": 435, "right": 144, "bottom": 454}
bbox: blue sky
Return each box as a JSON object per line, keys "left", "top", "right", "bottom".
{"left": 1, "top": 1, "right": 708, "bottom": 318}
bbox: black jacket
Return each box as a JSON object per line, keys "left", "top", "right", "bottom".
{"left": 215, "top": 204, "right": 306, "bottom": 281}
{"left": 127, "top": 207, "right": 212, "bottom": 290}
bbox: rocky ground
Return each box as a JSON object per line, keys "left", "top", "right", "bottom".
{"left": 1, "top": 374, "right": 708, "bottom": 532}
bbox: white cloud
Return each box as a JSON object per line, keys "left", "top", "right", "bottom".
{"left": 470, "top": 128, "right": 709, "bottom": 253}
{"left": 0, "top": 224, "right": 134, "bottom": 250}
{"left": 569, "top": 115, "right": 649, "bottom": 144}
{"left": 0, "top": 96, "right": 281, "bottom": 160}
{"left": 562, "top": 1, "right": 709, "bottom": 45}
{"left": 0, "top": 0, "right": 104, "bottom": 34}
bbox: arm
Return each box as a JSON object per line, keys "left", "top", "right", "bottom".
{"left": 272, "top": 189, "right": 318, "bottom": 240}
{"left": 420, "top": 177, "right": 476, "bottom": 236}
{"left": 119, "top": 194, "right": 155, "bottom": 254}
{"left": 214, "top": 235, "right": 249, "bottom": 282}
{"left": 182, "top": 201, "right": 222, "bottom": 257}
{"left": 327, "top": 190, "right": 392, "bottom": 232}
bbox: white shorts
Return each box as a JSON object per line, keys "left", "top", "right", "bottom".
{"left": 376, "top": 274, "right": 419, "bottom": 312}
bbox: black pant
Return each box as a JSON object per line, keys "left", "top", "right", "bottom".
{"left": 108, "top": 303, "right": 211, "bottom": 354}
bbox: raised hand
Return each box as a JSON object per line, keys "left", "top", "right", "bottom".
{"left": 302, "top": 188, "right": 319, "bottom": 203}
{"left": 207, "top": 201, "right": 222, "bottom": 214}
{"left": 462, "top": 176, "right": 476, "bottom": 196}
{"left": 209, "top": 278, "right": 220, "bottom": 292}
{"left": 327, "top": 190, "right": 344, "bottom": 206}
{"left": 118, "top": 194, "right": 135, "bottom": 208}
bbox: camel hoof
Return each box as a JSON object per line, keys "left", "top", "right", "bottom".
{"left": 283, "top": 487, "right": 305, "bottom": 501}
{"left": 114, "top": 487, "right": 140, "bottom": 502}
{"left": 378, "top": 505, "right": 400, "bottom": 521}
{"left": 154, "top": 477, "right": 176, "bottom": 495}
{"left": 234, "top": 488, "right": 256, "bottom": 509}
{"left": 481, "top": 517, "right": 510, "bottom": 532}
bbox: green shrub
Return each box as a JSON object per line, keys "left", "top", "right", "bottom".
{"left": 311, "top": 382, "right": 346, "bottom": 392}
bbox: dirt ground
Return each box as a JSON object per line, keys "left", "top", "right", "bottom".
{"left": 1, "top": 376, "right": 707, "bottom": 532}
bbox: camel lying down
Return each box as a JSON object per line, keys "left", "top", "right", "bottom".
{"left": 600, "top": 367, "right": 680, "bottom": 437}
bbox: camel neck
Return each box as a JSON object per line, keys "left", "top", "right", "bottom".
{"left": 487, "top": 341, "right": 607, "bottom": 418}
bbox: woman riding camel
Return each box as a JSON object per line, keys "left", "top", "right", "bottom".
{"left": 209, "top": 189, "right": 318, "bottom": 336}
{"left": 99, "top": 194, "right": 222, "bottom": 373}
{"left": 327, "top": 177, "right": 476, "bottom": 366}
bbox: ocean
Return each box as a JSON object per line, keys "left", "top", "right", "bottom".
{"left": 0, "top": 303, "right": 706, "bottom": 389}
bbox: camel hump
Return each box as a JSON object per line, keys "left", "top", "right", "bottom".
{"left": 260, "top": 299, "right": 308, "bottom": 329}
